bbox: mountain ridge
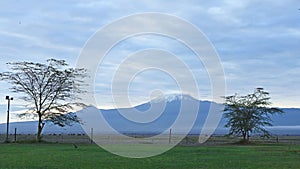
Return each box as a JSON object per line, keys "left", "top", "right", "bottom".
{"left": 0, "top": 94, "right": 299, "bottom": 135}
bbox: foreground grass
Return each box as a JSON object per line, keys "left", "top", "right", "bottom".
{"left": 0, "top": 143, "right": 299, "bottom": 169}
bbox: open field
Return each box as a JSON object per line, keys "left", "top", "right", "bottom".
{"left": 0, "top": 143, "right": 299, "bottom": 169}
{"left": 1, "top": 134, "right": 300, "bottom": 145}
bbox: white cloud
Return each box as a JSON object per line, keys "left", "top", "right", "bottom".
{"left": 0, "top": 0, "right": 299, "bottom": 108}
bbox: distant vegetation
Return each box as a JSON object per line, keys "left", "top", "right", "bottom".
{"left": 0, "top": 59, "right": 86, "bottom": 142}
{"left": 224, "top": 88, "right": 283, "bottom": 143}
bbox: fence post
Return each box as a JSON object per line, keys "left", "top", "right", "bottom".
{"left": 169, "top": 128, "right": 172, "bottom": 144}
{"left": 90, "top": 128, "right": 93, "bottom": 144}
{"left": 14, "top": 128, "right": 17, "bottom": 142}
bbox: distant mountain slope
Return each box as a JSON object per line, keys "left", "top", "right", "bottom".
{"left": 0, "top": 94, "right": 299, "bottom": 135}
{"left": 272, "top": 108, "right": 300, "bottom": 126}
{"left": 0, "top": 121, "right": 85, "bottom": 134}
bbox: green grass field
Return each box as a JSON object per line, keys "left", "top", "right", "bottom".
{"left": 0, "top": 143, "right": 299, "bottom": 169}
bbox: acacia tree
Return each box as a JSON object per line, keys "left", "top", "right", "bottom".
{"left": 0, "top": 59, "right": 86, "bottom": 142}
{"left": 224, "top": 88, "right": 283, "bottom": 143}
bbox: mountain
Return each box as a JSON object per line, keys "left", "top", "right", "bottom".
{"left": 98, "top": 94, "right": 220, "bottom": 135}
{"left": 0, "top": 121, "right": 85, "bottom": 135}
{"left": 271, "top": 108, "right": 300, "bottom": 126}
{"left": 0, "top": 94, "right": 299, "bottom": 135}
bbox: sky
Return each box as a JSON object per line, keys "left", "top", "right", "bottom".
{"left": 0, "top": 0, "right": 299, "bottom": 122}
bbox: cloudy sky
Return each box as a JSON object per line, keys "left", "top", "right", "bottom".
{"left": 0, "top": 0, "right": 299, "bottom": 122}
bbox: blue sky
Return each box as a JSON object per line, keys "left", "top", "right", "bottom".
{"left": 0, "top": 0, "right": 299, "bottom": 122}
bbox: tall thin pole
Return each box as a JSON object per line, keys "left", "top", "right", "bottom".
{"left": 5, "top": 96, "right": 13, "bottom": 142}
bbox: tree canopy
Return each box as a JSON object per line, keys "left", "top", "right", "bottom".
{"left": 0, "top": 59, "right": 86, "bottom": 142}
{"left": 224, "top": 88, "right": 283, "bottom": 143}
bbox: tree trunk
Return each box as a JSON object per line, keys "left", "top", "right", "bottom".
{"left": 246, "top": 132, "right": 250, "bottom": 143}
{"left": 242, "top": 131, "right": 247, "bottom": 144}
{"left": 36, "top": 114, "right": 44, "bottom": 142}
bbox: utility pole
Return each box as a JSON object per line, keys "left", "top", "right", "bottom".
{"left": 5, "top": 96, "right": 13, "bottom": 142}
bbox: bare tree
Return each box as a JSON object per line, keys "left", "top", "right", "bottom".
{"left": 0, "top": 59, "right": 86, "bottom": 142}
{"left": 224, "top": 88, "right": 283, "bottom": 143}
